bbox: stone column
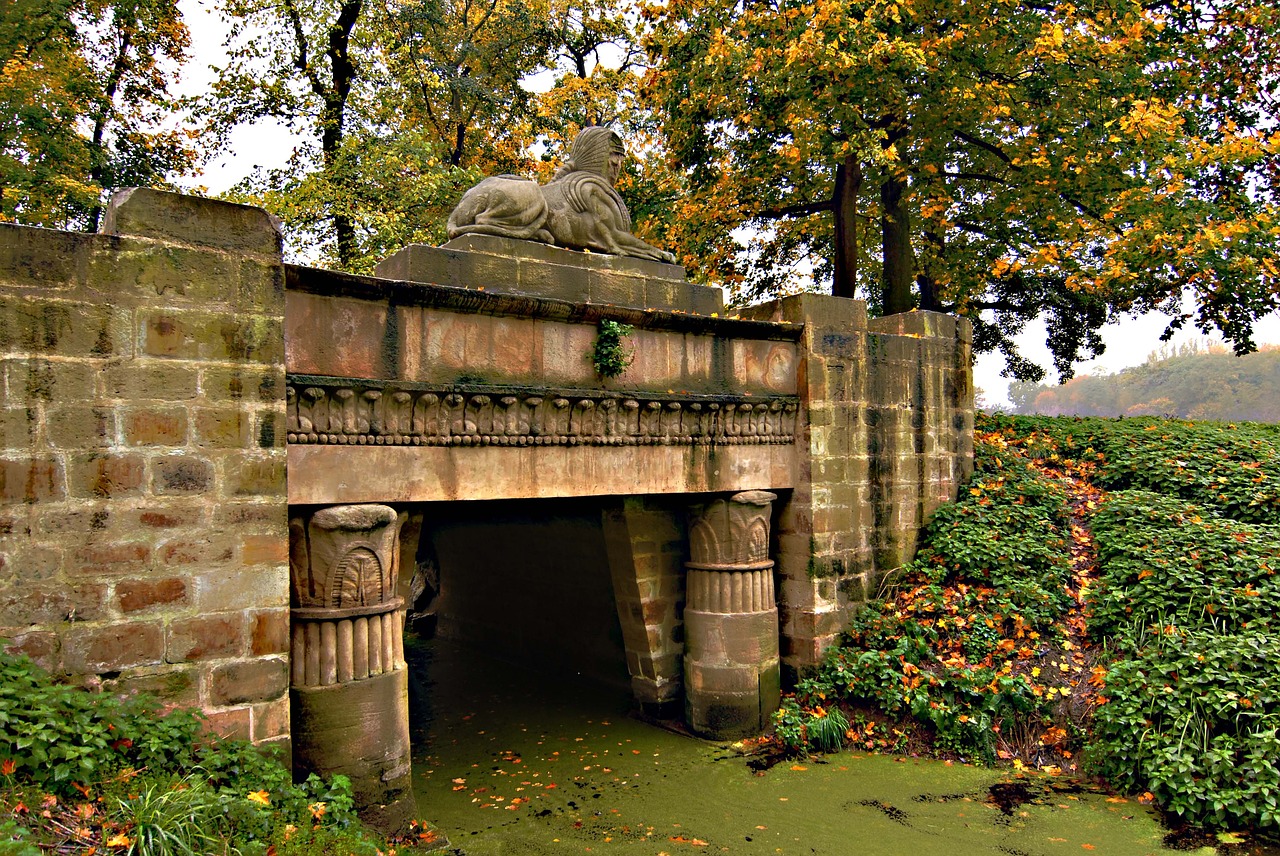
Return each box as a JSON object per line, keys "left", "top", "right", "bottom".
{"left": 288, "top": 504, "right": 416, "bottom": 833}
{"left": 683, "top": 490, "right": 781, "bottom": 739}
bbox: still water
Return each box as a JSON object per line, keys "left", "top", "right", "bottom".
{"left": 406, "top": 639, "right": 1190, "bottom": 856}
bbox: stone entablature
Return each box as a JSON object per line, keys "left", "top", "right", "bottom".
{"left": 285, "top": 379, "right": 799, "bottom": 448}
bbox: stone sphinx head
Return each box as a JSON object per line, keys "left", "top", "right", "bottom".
{"left": 556, "top": 127, "right": 626, "bottom": 185}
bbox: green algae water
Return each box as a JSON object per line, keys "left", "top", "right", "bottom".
{"left": 407, "top": 640, "right": 1188, "bottom": 856}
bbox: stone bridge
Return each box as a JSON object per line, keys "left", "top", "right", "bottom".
{"left": 0, "top": 190, "right": 972, "bottom": 830}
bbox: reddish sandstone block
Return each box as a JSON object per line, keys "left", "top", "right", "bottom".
{"left": 252, "top": 696, "right": 291, "bottom": 743}
{"left": 135, "top": 504, "right": 205, "bottom": 529}
{"left": 210, "top": 657, "right": 288, "bottom": 705}
{"left": 117, "top": 577, "right": 188, "bottom": 613}
{"left": 3, "top": 630, "right": 60, "bottom": 672}
{"left": 63, "top": 621, "right": 164, "bottom": 672}
{"left": 158, "top": 535, "right": 234, "bottom": 566}
{"left": 1, "top": 458, "right": 64, "bottom": 502}
{"left": 166, "top": 614, "right": 244, "bottom": 662}
{"left": 123, "top": 407, "right": 188, "bottom": 446}
{"left": 203, "top": 706, "right": 252, "bottom": 740}
{"left": 73, "top": 541, "right": 150, "bottom": 577}
{"left": 250, "top": 610, "right": 289, "bottom": 655}
{"left": 240, "top": 533, "right": 287, "bottom": 565}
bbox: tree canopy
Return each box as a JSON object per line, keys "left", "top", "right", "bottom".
{"left": 0, "top": 0, "right": 196, "bottom": 230}
{"left": 642, "top": 0, "right": 1280, "bottom": 379}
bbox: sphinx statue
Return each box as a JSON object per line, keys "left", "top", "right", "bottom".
{"left": 446, "top": 127, "right": 677, "bottom": 265}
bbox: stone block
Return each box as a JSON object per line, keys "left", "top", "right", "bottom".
{"left": 3, "top": 630, "right": 61, "bottom": 672}
{"left": 214, "top": 502, "right": 285, "bottom": 529}
{"left": 1, "top": 457, "right": 64, "bottom": 502}
{"left": 203, "top": 706, "right": 252, "bottom": 740}
{"left": 122, "top": 407, "right": 187, "bottom": 446}
{"left": 587, "top": 269, "right": 646, "bottom": 306}
{"left": 108, "top": 666, "right": 199, "bottom": 706}
{"left": 0, "top": 222, "right": 95, "bottom": 290}
{"left": 63, "top": 621, "right": 164, "bottom": 672}
{"left": 45, "top": 406, "right": 114, "bottom": 449}
{"left": 0, "top": 294, "right": 131, "bottom": 359}
{"left": 250, "top": 609, "right": 290, "bottom": 655}
{"left": 240, "top": 533, "right": 288, "bottom": 565}
{"left": 89, "top": 239, "right": 241, "bottom": 303}
{"left": 440, "top": 233, "right": 687, "bottom": 280}
{"left": 3, "top": 358, "right": 97, "bottom": 402}
{"left": 201, "top": 365, "right": 282, "bottom": 402}
{"left": 252, "top": 696, "right": 291, "bottom": 743}
{"left": 4, "top": 544, "right": 63, "bottom": 582}
{"left": 118, "top": 577, "right": 189, "bottom": 613}
{"left": 152, "top": 456, "right": 214, "bottom": 494}
{"left": 195, "top": 563, "right": 288, "bottom": 613}
{"left": 210, "top": 657, "right": 288, "bottom": 705}
{"left": 72, "top": 541, "right": 151, "bottom": 577}
{"left": 194, "top": 407, "right": 251, "bottom": 448}
{"left": 0, "top": 583, "right": 107, "bottom": 625}
{"left": 167, "top": 614, "right": 245, "bottom": 662}
{"left": 515, "top": 258, "right": 591, "bottom": 302}
{"left": 102, "top": 362, "right": 199, "bottom": 401}
{"left": 0, "top": 407, "right": 40, "bottom": 448}
{"left": 158, "top": 534, "right": 235, "bottom": 566}
{"left": 223, "top": 455, "right": 285, "bottom": 497}
{"left": 133, "top": 504, "right": 206, "bottom": 529}
{"left": 103, "top": 188, "right": 283, "bottom": 256}
{"left": 254, "top": 410, "right": 285, "bottom": 450}
{"left": 237, "top": 258, "right": 285, "bottom": 308}
{"left": 141, "top": 309, "right": 283, "bottom": 364}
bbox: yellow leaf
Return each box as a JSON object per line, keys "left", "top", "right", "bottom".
{"left": 247, "top": 790, "right": 270, "bottom": 806}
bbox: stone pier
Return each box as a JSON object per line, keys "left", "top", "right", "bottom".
{"left": 683, "top": 491, "right": 781, "bottom": 738}
{"left": 287, "top": 504, "right": 416, "bottom": 831}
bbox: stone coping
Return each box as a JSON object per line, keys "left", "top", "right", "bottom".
{"left": 285, "top": 265, "right": 802, "bottom": 341}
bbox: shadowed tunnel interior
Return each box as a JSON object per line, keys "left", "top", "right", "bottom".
{"left": 414, "top": 496, "right": 635, "bottom": 689}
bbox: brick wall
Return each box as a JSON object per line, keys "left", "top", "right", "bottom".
{"left": 0, "top": 189, "right": 290, "bottom": 747}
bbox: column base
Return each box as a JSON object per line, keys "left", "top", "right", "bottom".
{"left": 291, "top": 668, "right": 417, "bottom": 833}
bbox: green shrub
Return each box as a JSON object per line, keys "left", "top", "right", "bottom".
{"left": 0, "top": 650, "right": 373, "bottom": 853}
{"left": 1089, "top": 630, "right": 1280, "bottom": 831}
{"left": 0, "top": 653, "right": 202, "bottom": 795}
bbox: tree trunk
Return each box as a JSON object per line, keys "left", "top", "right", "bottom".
{"left": 880, "top": 171, "right": 914, "bottom": 315}
{"left": 832, "top": 154, "right": 861, "bottom": 299}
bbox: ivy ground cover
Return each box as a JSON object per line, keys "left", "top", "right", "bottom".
{"left": 776, "top": 414, "right": 1280, "bottom": 841}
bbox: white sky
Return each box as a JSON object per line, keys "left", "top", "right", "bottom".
{"left": 175, "top": 0, "right": 1280, "bottom": 402}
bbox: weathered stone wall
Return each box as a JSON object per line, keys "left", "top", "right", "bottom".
{"left": 0, "top": 189, "right": 290, "bottom": 747}
{"left": 738, "top": 297, "right": 972, "bottom": 676}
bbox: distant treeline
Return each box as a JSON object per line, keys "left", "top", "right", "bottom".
{"left": 1007, "top": 344, "right": 1280, "bottom": 422}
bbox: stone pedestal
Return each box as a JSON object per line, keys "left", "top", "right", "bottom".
{"left": 288, "top": 504, "right": 416, "bottom": 832}
{"left": 683, "top": 491, "right": 781, "bottom": 739}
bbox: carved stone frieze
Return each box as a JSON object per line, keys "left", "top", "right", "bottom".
{"left": 285, "top": 378, "right": 799, "bottom": 448}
